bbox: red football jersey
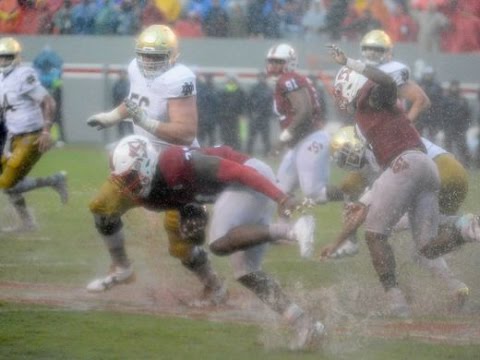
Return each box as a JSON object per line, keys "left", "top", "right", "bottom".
{"left": 355, "top": 81, "right": 423, "bottom": 168}
{"left": 273, "top": 71, "right": 323, "bottom": 130}
{"left": 141, "top": 145, "right": 282, "bottom": 210}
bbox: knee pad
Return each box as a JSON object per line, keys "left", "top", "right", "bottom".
{"left": 93, "top": 214, "right": 123, "bottom": 236}
{"left": 179, "top": 203, "right": 208, "bottom": 245}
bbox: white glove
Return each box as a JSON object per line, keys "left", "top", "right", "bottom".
{"left": 124, "top": 99, "right": 158, "bottom": 134}
{"left": 87, "top": 109, "right": 123, "bottom": 130}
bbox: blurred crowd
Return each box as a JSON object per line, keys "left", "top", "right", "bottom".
{"left": 1, "top": 0, "right": 479, "bottom": 53}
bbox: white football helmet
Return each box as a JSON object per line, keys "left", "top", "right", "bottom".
{"left": 333, "top": 66, "right": 368, "bottom": 111}
{"left": 266, "top": 43, "right": 298, "bottom": 75}
{"left": 111, "top": 135, "right": 158, "bottom": 198}
{"left": 0, "top": 37, "right": 22, "bottom": 74}
{"left": 135, "top": 24, "right": 179, "bottom": 79}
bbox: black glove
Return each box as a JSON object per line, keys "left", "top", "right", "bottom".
{"left": 179, "top": 203, "right": 209, "bottom": 245}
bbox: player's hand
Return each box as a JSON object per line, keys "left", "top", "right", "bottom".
{"left": 326, "top": 44, "right": 347, "bottom": 65}
{"left": 87, "top": 113, "right": 113, "bottom": 130}
{"left": 278, "top": 195, "right": 302, "bottom": 218}
{"left": 124, "top": 99, "right": 147, "bottom": 124}
{"left": 35, "top": 130, "right": 54, "bottom": 153}
{"left": 319, "top": 243, "right": 337, "bottom": 260}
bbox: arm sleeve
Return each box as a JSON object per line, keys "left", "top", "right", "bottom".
{"left": 216, "top": 158, "right": 285, "bottom": 202}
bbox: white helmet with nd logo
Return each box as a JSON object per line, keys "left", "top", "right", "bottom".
{"left": 0, "top": 37, "right": 22, "bottom": 74}
{"left": 135, "top": 24, "right": 179, "bottom": 79}
{"left": 266, "top": 43, "right": 298, "bottom": 75}
{"left": 111, "top": 135, "right": 159, "bottom": 198}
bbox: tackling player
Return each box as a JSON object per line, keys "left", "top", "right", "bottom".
{"left": 93, "top": 135, "right": 325, "bottom": 350}
{"left": 328, "top": 44, "right": 442, "bottom": 317}
{"left": 322, "top": 126, "right": 471, "bottom": 310}
{"left": 85, "top": 25, "right": 225, "bottom": 301}
{"left": 0, "top": 37, "right": 68, "bottom": 233}
{"left": 265, "top": 44, "right": 330, "bottom": 216}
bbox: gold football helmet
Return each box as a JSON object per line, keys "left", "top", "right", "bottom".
{"left": 135, "top": 25, "right": 179, "bottom": 79}
{"left": 0, "top": 37, "right": 22, "bottom": 74}
{"left": 330, "top": 126, "right": 366, "bottom": 170}
{"left": 360, "top": 30, "right": 393, "bottom": 65}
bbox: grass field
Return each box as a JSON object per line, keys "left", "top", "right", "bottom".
{"left": 1, "top": 145, "right": 480, "bottom": 359}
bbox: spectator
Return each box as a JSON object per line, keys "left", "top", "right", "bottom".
{"left": 33, "top": 46, "right": 66, "bottom": 144}
{"left": 319, "top": 0, "right": 349, "bottom": 40}
{"left": 140, "top": 0, "right": 167, "bottom": 29}
{"left": 417, "top": 66, "right": 446, "bottom": 140}
{"left": 115, "top": 0, "right": 139, "bottom": 35}
{"left": 440, "top": 0, "right": 480, "bottom": 53}
{"left": 246, "top": 72, "right": 273, "bottom": 156}
{"left": 203, "top": 0, "right": 229, "bottom": 37}
{"left": 188, "top": 0, "right": 229, "bottom": 20}
{"left": 174, "top": 10, "right": 204, "bottom": 38}
{"left": 227, "top": 1, "right": 248, "bottom": 38}
{"left": 16, "top": 0, "right": 54, "bottom": 34}
{"left": 302, "top": 0, "right": 327, "bottom": 44}
{"left": 412, "top": 2, "right": 449, "bottom": 54}
{"left": 94, "top": 0, "right": 119, "bottom": 35}
{"left": 0, "top": 0, "right": 20, "bottom": 33}
{"left": 111, "top": 69, "right": 132, "bottom": 138}
{"left": 53, "top": 0, "right": 74, "bottom": 35}
{"left": 386, "top": 3, "right": 418, "bottom": 43}
{"left": 280, "top": 0, "right": 304, "bottom": 39}
{"left": 218, "top": 74, "right": 246, "bottom": 150}
{"left": 442, "top": 80, "right": 472, "bottom": 167}
{"left": 196, "top": 73, "right": 219, "bottom": 147}
{"left": 341, "top": 9, "right": 383, "bottom": 41}
{"left": 246, "top": 0, "right": 281, "bottom": 39}
{"left": 71, "top": 0, "right": 97, "bottom": 35}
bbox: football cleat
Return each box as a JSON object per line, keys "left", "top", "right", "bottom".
{"left": 189, "top": 282, "right": 229, "bottom": 308}
{"left": 457, "top": 214, "right": 480, "bottom": 243}
{"left": 386, "top": 287, "right": 411, "bottom": 318}
{"left": 329, "top": 236, "right": 360, "bottom": 259}
{"left": 52, "top": 171, "right": 69, "bottom": 205}
{"left": 86, "top": 264, "right": 135, "bottom": 292}
{"left": 289, "top": 215, "right": 316, "bottom": 258}
{"left": 290, "top": 316, "right": 326, "bottom": 351}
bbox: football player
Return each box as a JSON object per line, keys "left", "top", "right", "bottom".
{"left": 0, "top": 37, "right": 68, "bottom": 233}
{"left": 92, "top": 134, "right": 325, "bottom": 350}
{"left": 322, "top": 126, "right": 471, "bottom": 310}
{"left": 265, "top": 44, "right": 330, "bottom": 217}
{"left": 327, "top": 44, "right": 444, "bottom": 317}
{"left": 85, "top": 25, "right": 222, "bottom": 299}
{"left": 360, "top": 29, "right": 431, "bottom": 123}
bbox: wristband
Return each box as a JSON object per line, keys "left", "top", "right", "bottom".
{"left": 346, "top": 58, "right": 366, "bottom": 74}
{"left": 279, "top": 129, "right": 293, "bottom": 142}
{"left": 135, "top": 116, "right": 159, "bottom": 134}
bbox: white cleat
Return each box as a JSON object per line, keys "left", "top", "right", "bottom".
{"left": 457, "top": 214, "right": 480, "bottom": 243}
{"left": 290, "top": 317, "right": 326, "bottom": 351}
{"left": 290, "top": 215, "right": 316, "bottom": 258}
{"left": 86, "top": 264, "right": 134, "bottom": 292}
{"left": 52, "top": 171, "right": 69, "bottom": 205}
{"left": 386, "top": 287, "right": 411, "bottom": 318}
{"left": 1, "top": 221, "right": 38, "bottom": 234}
{"left": 329, "top": 237, "right": 359, "bottom": 259}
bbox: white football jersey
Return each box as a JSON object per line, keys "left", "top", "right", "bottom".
{"left": 0, "top": 65, "right": 46, "bottom": 135}
{"left": 421, "top": 137, "right": 448, "bottom": 159}
{"left": 378, "top": 61, "right": 410, "bottom": 87}
{"left": 127, "top": 60, "right": 198, "bottom": 151}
